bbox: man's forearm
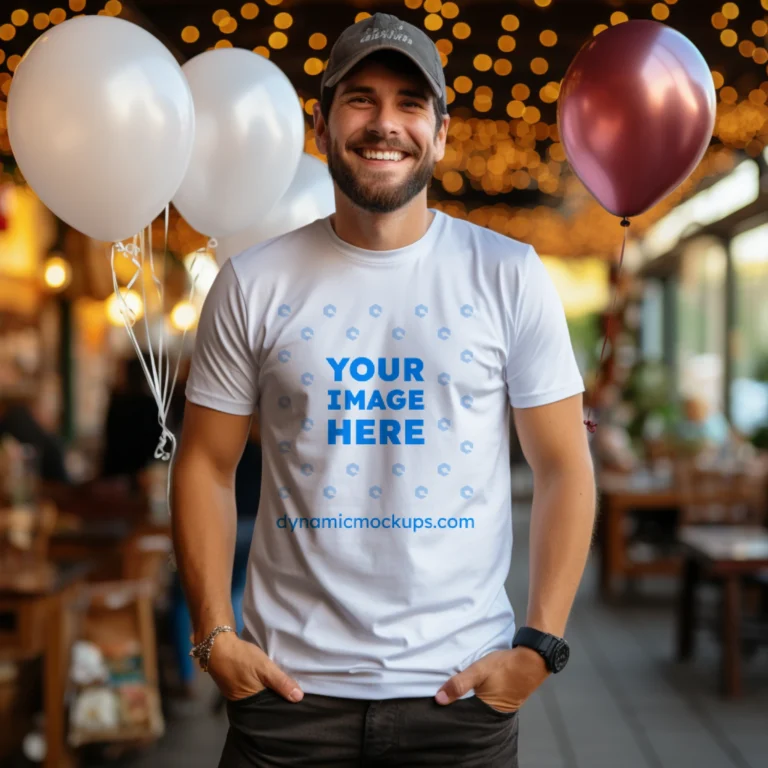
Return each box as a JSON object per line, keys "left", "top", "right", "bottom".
{"left": 172, "top": 457, "right": 239, "bottom": 644}
{"left": 525, "top": 460, "right": 596, "bottom": 637}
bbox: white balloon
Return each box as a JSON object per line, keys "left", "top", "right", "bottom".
{"left": 7, "top": 16, "right": 195, "bottom": 243}
{"left": 173, "top": 49, "right": 305, "bottom": 238}
{"left": 215, "top": 154, "right": 336, "bottom": 265}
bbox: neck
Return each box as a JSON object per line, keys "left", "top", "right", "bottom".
{"left": 330, "top": 190, "right": 433, "bottom": 251}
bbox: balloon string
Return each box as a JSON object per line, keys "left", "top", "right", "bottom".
{"left": 111, "top": 230, "right": 202, "bottom": 572}
{"left": 583, "top": 217, "right": 630, "bottom": 434}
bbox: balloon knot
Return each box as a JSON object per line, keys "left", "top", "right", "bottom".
{"left": 154, "top": 427, "right": 175, "bottom": 461}
{"left": 620, "top": 218, "right": 630, "bottom": 228}
{"left": 584, "top": 419, "right": 598, "bottom": 434}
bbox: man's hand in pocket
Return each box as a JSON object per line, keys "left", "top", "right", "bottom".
{"left": 435, "top": 648, "right": 549, "bottom": 712}
{"left": 206, "top": 633, "right": 304, "bottom": 703}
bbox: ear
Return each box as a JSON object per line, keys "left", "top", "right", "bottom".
{"left": 434, "top": 114, "right": 451, "bottom": 162}
{"left": 313, "top": 102, "right": 329, "bottom": 156}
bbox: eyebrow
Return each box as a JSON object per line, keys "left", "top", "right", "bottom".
{"left": 340, "top": 84, "right": 430, "bottom": 101}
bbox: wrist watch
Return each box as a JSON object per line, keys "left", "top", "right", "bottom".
{"left": 512, "top": 626, "right": 570, "bottom": 673}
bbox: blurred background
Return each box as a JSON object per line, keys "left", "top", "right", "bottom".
{"left": 0, "top": 1, "right": 767, "bottom": 767}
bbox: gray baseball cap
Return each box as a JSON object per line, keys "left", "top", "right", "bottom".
{"left": 321, "top": 13, "right": 448, "bottom": 114}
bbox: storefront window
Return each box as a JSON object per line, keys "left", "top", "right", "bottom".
{"left": 730, "top": 223, "right": 768, "bottom": 435}
{"left": 675, "top": 237, "right": 727, "bottom": 412}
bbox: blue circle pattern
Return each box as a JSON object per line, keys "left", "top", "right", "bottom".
{"left": 274, "top": 302, "right": 480, "bottom": 514}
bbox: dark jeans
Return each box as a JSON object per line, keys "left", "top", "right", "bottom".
{"left": 219, "top": 687, "right": 519, "bottom": 767}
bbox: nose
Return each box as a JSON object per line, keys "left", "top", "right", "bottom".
{"left": 366, "top": 101, "right": 401, "bottom": 139}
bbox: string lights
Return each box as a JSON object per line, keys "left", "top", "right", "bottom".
{"left": 0, "top": 1, "right": 762, "bottom": 257}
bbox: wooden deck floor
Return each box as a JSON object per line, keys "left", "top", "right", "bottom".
{"left": 119, "top": 487, "right": 768, "bottom": 768}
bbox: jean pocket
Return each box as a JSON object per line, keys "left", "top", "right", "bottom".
{"left": 227, "top": 686, "right": 275, "bottom": 706}
{"left": 471, "top": 694, "right": 519, "bottom": 718}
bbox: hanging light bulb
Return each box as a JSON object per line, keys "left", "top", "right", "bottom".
{"left": 106, "top": 290, "right": 144, "bottom": 326}
{"left": 43, "top": 255, "right": 72, "bottom": 291}
{"left": 170, "top": 300, "right": 198, "bottom": 332}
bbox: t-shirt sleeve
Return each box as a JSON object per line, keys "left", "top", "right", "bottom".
{"left": 504, "top": 246, "right": 585, "bottom": 409}
{"left": 185, "top": 259, "right": 258, "bottom": 416}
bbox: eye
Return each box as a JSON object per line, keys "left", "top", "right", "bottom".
{"left": 348, "top": 96, "right": 371, "bottom": 105}
{"left": 402, "top": 101, "right": 425, "bottom": 109}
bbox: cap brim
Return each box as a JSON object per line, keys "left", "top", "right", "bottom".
{"left": 322, "top": 44, "right": 445, "bottom": 111}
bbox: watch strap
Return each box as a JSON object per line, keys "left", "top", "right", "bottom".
{"left": 513, "top": 626, "right": 562, "bottom": 671}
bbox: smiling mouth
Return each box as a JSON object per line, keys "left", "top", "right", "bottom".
{"left": 353, "top": 148, "right": 410, "bottom": 162}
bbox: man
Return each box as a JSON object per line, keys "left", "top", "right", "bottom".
{"left": 173, "top": 12, "right": 596, "bottom": 767}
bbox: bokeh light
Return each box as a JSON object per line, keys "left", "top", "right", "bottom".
{"left": 473, "top": 54, "right": 492, "bottom": 72}
{"left": 305, "top": 58, "right": 323, "bottom": 75}
{"left": 269, "top": 31, "right": 288, "bottom": 49}
{"left": 309, "top": 33, "right": 327, "bottom": 50}
{"left": 498, "top": 35, "right": 516, "bottom": 53}
{"left": 274, "top": 12, "right": 293, "bottom": 29}
{"left": 182, "top": 26, "right": 199, "bottom": 43}
{"left": 11, "top": 10, "right": 29, "bottom": 26}
{"left": 241, "top": 3, "right": 259, "bottom": 20}
{"left": 453, "top": 22, "right": 471, "bottom": 39}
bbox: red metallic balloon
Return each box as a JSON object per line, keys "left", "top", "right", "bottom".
{"left": 558, "top": 20, "right": 716, "bottom": 219}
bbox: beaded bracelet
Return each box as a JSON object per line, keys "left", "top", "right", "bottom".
{"left": 189, "top": 625, "right": 235, "bottom": 672}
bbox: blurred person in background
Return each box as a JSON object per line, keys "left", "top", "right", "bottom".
{"left": 100, "top": 355, "right": 164, "bottom": 485}
{"left": 0, "top": 395, "right": 70, "bottom": 484}
{"left": 675, "top": 394, "right": 732, "bottom": 454}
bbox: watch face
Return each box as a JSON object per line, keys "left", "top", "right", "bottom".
{"left": 552, "top": 641, "right": 570, "bottom": 673}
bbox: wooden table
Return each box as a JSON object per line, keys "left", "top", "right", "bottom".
{"left": 676, "top": 526, "right": 768, "bottom": 698}
{"left": 0, "top": 558, "right": 94, "bottom": 768}
{"left": 598, "top": 471, "right": 683, "bottom": 599}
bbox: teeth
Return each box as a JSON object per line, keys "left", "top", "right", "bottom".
{"left": 361, "top": 149, "right": 405, "bottom": 161}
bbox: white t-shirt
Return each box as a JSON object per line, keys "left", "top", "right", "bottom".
{"left": 185, "top": 209, "right": 584, "bottom": 699}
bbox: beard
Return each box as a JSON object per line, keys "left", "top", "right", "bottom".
{"left": 326, "top": 132, "right": 436, "bottom": 214}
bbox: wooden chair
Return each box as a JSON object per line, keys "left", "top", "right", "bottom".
{"left": 676, "top": 461, "right": 766, "bottom": 527}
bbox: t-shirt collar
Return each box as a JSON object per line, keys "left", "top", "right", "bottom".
{"left": 319, "top": 209, "right": 446, "bottom": 267}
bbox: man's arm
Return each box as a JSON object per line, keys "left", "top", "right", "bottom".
{"left": 171, "top": 402, "right": 250, "bottom": 643}
{"left": 434, "top": 393, "right": 595, "bottom": 710}
{"left": 513, "top": 393, "right": 596, "bottom": 637}
{"left": 172, "top": 401, "right": 305, "bottom": 703}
